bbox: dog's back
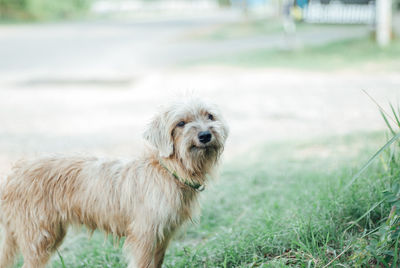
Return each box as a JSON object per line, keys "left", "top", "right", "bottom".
{"left": 0, "top": 156, "right": 135, "bottom": 267}
{"left": 0, "top": 156, "right": 88, "bottom": 268}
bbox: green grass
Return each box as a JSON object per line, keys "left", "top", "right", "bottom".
{"left": 0, "top": 0, "right": 92, "bottom": 21}
{"left": 195, "top": 37, "right": 400, "bottom": 71}
{"left": 11, "top": 131, "right": 391, "bottom": 267}
{"left": 180, "top": 18, "right": 284, "bottom": 41}
{"left": 180, "top": 19, "right": 361, "bottom": 42}
{"left": 164, "top": 132, "right": 390, "bottom": 267}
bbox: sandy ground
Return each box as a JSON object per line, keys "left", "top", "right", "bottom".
{"left": 0, "top": 65, "right": 399, "bottom": 176}
{"left": 0, "top": 15, "right": 399, "bottom": 175}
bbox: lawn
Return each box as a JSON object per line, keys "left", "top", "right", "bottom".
{"left": 179, "top": 18, "right": 362, "bottom": 42}
{"left": 194, "top": 37, "right": 400, "bottom": 72}
{"left": 180, "top": 18, "right": 285, "bottom": 41}
{"left": 17, "top": 130, "right": 396, "bottom": 267}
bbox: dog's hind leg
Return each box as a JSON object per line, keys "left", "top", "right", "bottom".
{"left": 19, "top": 222, "right": 67, "bottom": 268}
{"left": 20, "top": 249, "right": 51, "bottom": 268}
{"left": 0, "top": 228, "right": 18, "bottom": 268}
{"left": 19, "top": 237, "right": 54, "bottom": 268}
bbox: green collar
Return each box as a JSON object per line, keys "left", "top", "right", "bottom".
{"left": 159, "top": 159, "right": 205, "bottom": 192}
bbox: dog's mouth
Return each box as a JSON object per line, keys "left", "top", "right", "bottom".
{"left": 190, "top": 145, "right": 207, "bottom": 150}
{"left": 190, "top": 143, "right": 219, "bottom": 152}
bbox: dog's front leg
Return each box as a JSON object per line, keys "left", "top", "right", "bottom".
{"left": 125, "top": 231, "right": 157, "bottom": 268}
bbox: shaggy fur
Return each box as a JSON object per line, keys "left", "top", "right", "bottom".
{"left": 0, "top": 99, "right": 228, "bottom": 268}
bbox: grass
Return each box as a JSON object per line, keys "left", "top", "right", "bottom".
{"left": 164, "top": 132, "right": 390, "bottom": 267}
{"left": 10, "top": 131, "right": 392, "bottom": 267}
{"left": 180, "top": 18, "right": 285, "bottom": 41}
{"left": 180, "top": 18, "right": 361, "bottom": 42}
{"left": 194, "top": 37, "right": 400, "bottom": 71}
{"left": 0, "top": 0, "right": 92, "bottom": 21}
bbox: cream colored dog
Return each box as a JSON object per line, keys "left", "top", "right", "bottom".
{"left": 0, "top": 98, "right": 228, "bottom": 268}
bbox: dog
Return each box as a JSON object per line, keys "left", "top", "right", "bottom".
{"left": 0, "top": 98, "right": 228, "bottom": 268}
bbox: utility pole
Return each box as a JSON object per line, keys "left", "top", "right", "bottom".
{"left": 376, "top": 0, "right": 392, "bottom": 47}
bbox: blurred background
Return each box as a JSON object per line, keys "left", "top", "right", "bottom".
{"left": 0, "top": 0, "right": 399, "bottom": 170}
{"left": 1, "top": 0, "right": 400, "bottom": 266}
{"left": 0, "top": 0, "right": 399, "bottom": 167}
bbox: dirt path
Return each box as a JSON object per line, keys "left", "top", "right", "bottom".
{"left": 1, "top": 66, "right": 398, "bottom": 175}
{"left": 0, "top": 16, "right": 398, "bottom": 174}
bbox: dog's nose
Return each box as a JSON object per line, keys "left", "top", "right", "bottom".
{"left": 198, "top": 131, "right": 212, "bottom": 144}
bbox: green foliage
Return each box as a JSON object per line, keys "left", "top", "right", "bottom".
{"left": 0, "top": 0, "right": 92, "bottom": 21}
{"left": 217, "top": 0, "right": 231, "bottom": 7}
{"left": 195, "top": 37, "right": 400, "bottom": 71}
{"left": 350, "top": 104, "right": 400, "bottom": 266}
{"left": 184, "top": 18, "right": 283, "bottom": 41}
{"left": 166, "top": 134, "right": 393, "bottom": 267}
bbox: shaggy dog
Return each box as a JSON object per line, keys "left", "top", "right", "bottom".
{"left": 0, "top": 99, "right": 228, "bottom": 268}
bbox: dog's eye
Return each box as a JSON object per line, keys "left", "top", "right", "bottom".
{"left": 208, "top": 114, "right": 214, "bottom": 120}
{"left": 177, "top": 121, "right": 186, "bottom": 127}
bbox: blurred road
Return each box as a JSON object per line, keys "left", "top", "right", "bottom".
{"left": 0, "top": 13, "right": 369, "bottom": 84}
{"left": 0, "top": 13, "right": 399, "bottom": 175}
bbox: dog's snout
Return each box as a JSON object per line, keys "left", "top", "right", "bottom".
{"left": 198, "top": 131, "right": 212, "bottom": 144}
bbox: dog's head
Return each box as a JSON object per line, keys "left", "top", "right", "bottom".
{"left": 144, "top": 98, "right": 229, "bottom": 173}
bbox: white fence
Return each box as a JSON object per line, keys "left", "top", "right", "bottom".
{"left": 303, "top": 1, "right": 375, "bottom": 24}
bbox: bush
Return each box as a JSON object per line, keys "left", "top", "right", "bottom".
{"left": 0, "top": 0, "right": 92, "bottom": 21}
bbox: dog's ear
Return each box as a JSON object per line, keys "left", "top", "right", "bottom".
{"left": 143, "top": 112, "right": 174, "bottom": 158}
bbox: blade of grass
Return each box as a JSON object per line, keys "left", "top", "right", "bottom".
{"left": 372, "top": 252, "right": 390, "bottom": 268}
{"left": 57, "top": 249, "right": 67, "bottom": 268}
{"left": 381, "top": 110, "right": 396, "bottom": 135}
{"left": 389, "top": 103, "right": 400, "bottom": 128}
{"left": 362, "top": 89, "right": 397, "bottom": 125}
{"left": 323, "top": 226, "right": 381, "bottom": 268}
{"left": 345, "top": 132, "right": 400, "bottom": 189}
{"left": 392, "top": 238, "right": 399, "bottom": 268}
{"left": 342, "top": 199, "right": 385, "bottom": 234}
{"left": 398, "top": 104, "right": 400, "bottom": 122}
